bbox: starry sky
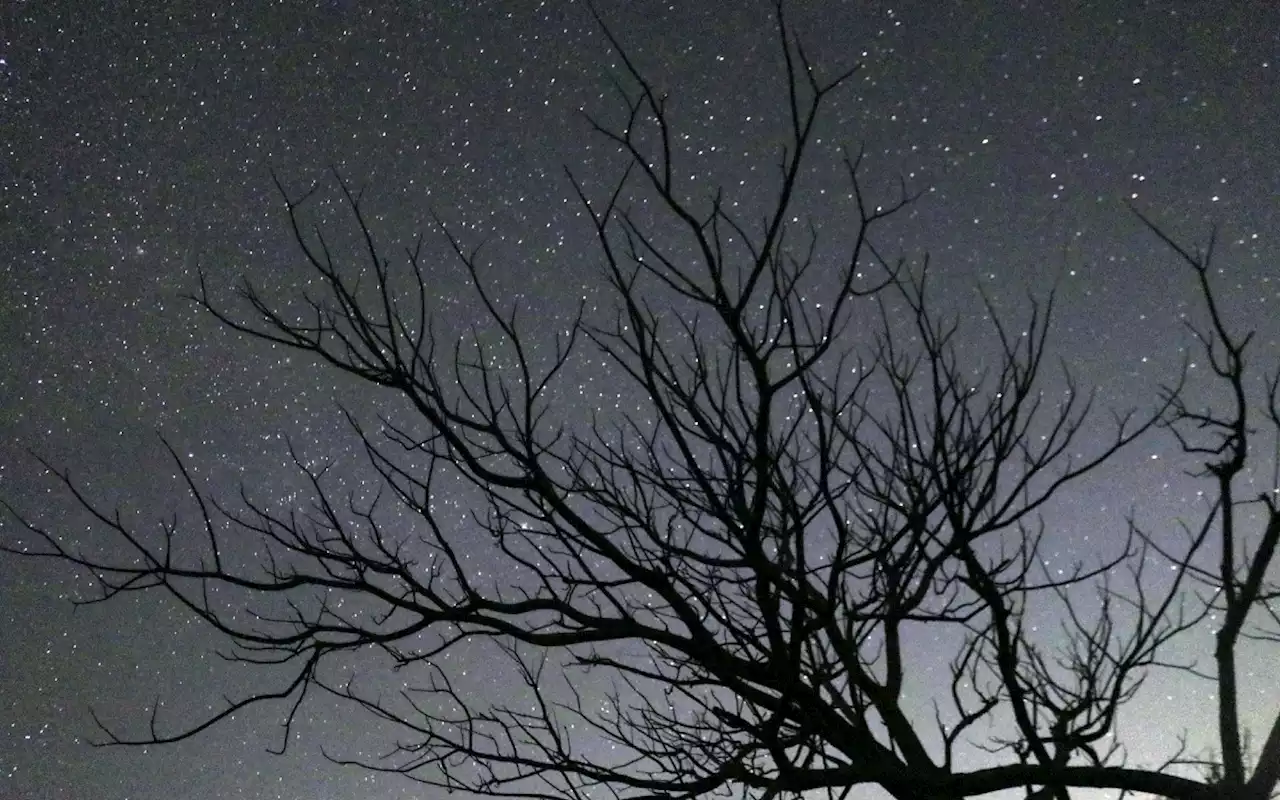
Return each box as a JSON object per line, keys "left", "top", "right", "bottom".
{"left": 2, "top": 1, "right": 1279, "bottom": 799}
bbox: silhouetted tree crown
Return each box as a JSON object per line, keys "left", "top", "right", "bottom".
{"left": 5, "top": 4, "right": 1279, "bottom": 800}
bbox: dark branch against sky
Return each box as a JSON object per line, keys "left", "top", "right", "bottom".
{"left": 1, "top": 2, "right": 1277, "bottom": 799}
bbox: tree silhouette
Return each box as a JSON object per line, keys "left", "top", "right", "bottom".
{"left": 4, "top": 4, "right": 1278, "bottom": 800}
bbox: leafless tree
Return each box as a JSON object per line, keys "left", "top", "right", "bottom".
{"left": 4, "top": 4, "right": 1278, "bottom": 800}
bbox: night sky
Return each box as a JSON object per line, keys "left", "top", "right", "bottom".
{"left": 2, "top": 2, "right": 1279, "bottom": 799}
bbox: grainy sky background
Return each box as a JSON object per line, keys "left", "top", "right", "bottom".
{"left": 2, "top": 1, "right": 1278, "bottom": 799}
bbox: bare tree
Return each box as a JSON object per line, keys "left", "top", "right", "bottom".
{"left": 4, "top": 4, "right": 1278, "bottom": 800}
